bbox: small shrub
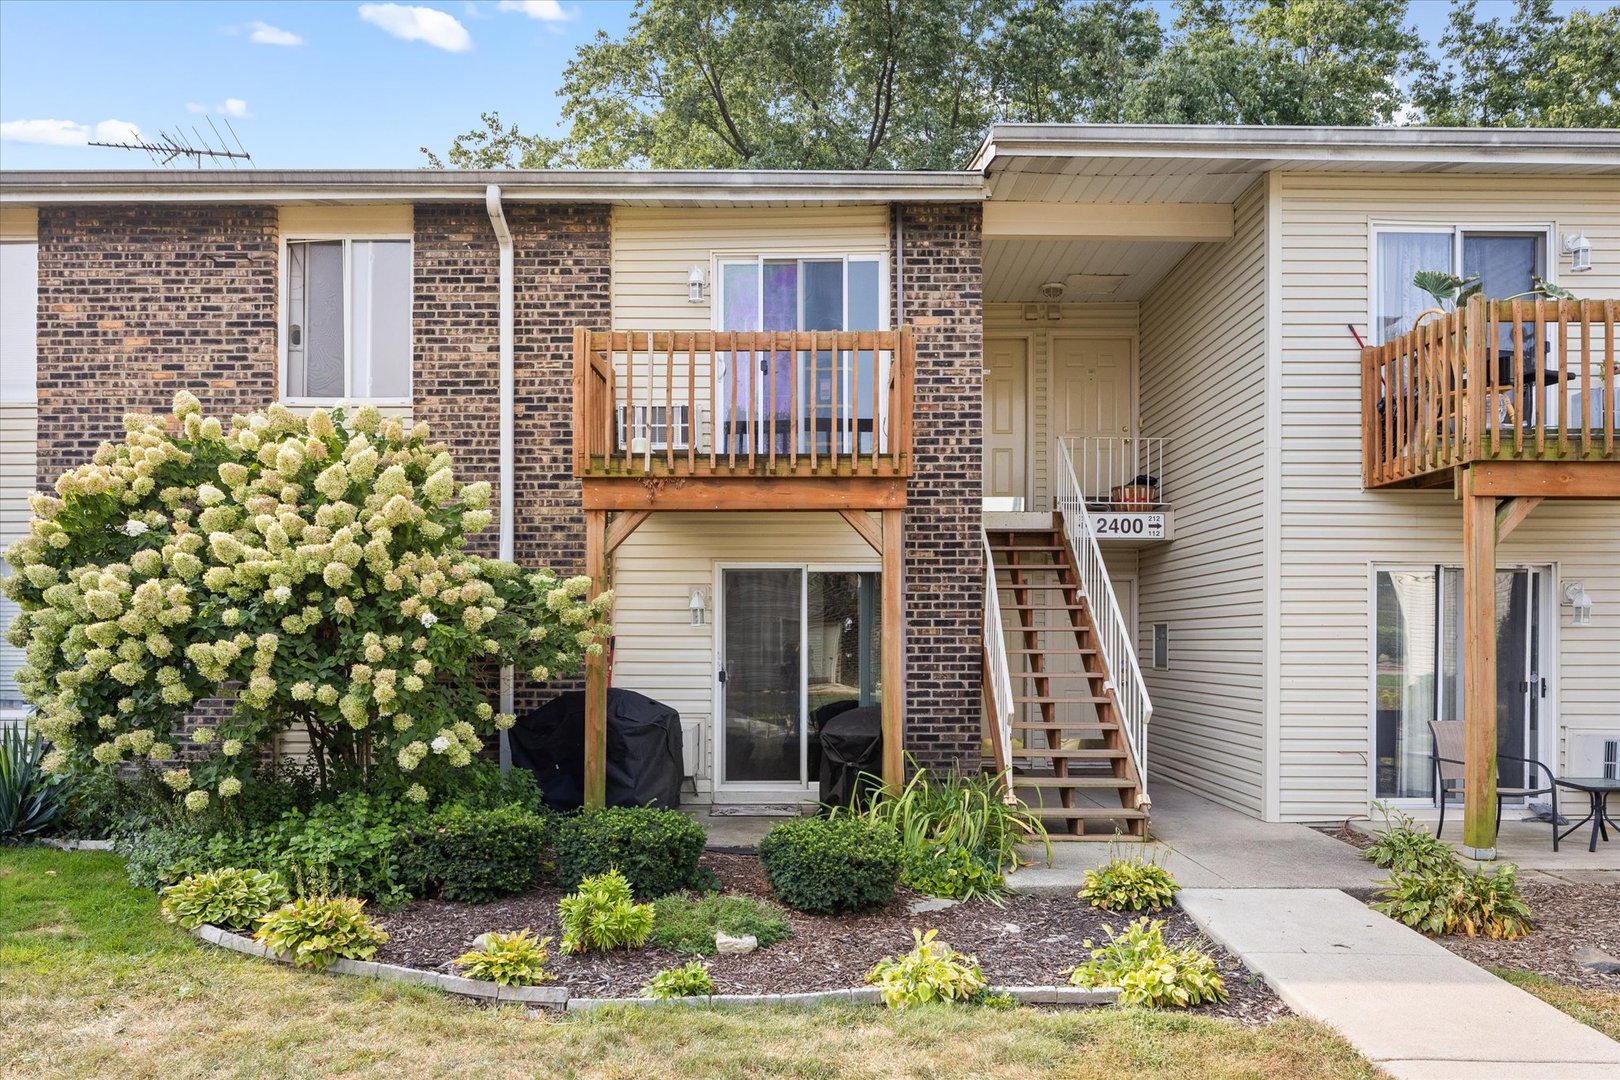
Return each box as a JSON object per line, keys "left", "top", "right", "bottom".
{"left": 1372, "top": 862, "right": 1531, "bottom": 940}
{"left": 455, "top": 929, "right": 555, "bottom": 986}
{"left": 642, "top": 960, "right": 715, "bottom": 999}
{"left": 554, "top": 806, "right": 708, "bottom": 899}
{"left": 407, "top": 802, "right": 549, "bottom": 903}
{"left": 253, "top": 894, "right": 388, "bottom": 971}
{"left": 857, "top": 767, "right": 1050, "bottom": 879}
{"left": 901, "top": 841, "right": 1005, "bottom": 903}
{"left": 650, "top": 894, "right": 792, "bottom": 956}
{"left": 160, "top": 867, "right": 289, "bottom": 931}
{"left": 58, "top": 765, "right": 170, "bottom": 841}
{"left": 269, "top": 791, "right": 425, "bottom": 906}
{"left": 1078, "top": 851, "right": 1180, "bottom": 912}
{"left": 117, "top": 821, "right": 263, "bottom": 891}
{"left": 1, "top": 724, "right": 75, "bottom": 843}
{"left": 1363, "top": 803, "right": 1460, "bottom": 875}
{"left": 758, "top": 815, "right": 902, "bottom": 915}
{"left": 1068, "top": 918, "right": 1227, "bottom": 1008}
{"left": 449, "top": 763, "right": 546, "bottom": 814}
{"left": 558, "top": 868, "right": 655, "bottom": 954}
{"left": 865, "top": 928, "right": 987, "bottom": 1009}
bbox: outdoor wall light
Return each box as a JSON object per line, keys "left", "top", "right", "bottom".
{"left": 689, "top": 588, "right": 708, "bottom": 625}
{"left": 687, "top": 264, "right": 709, "bottom": 302}
{"left": 1562, "top": 581, "right": 1594, "bottom": 625}
{"left": 1563, "top": 232, "right": 1593, "bottom": 273}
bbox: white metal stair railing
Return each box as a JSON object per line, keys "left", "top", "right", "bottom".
{"left": 1054, "top": 439, "right": 1153, "bottom": 796}
{"left": 981, "top": 530, "right": 1017, "bottom": 781}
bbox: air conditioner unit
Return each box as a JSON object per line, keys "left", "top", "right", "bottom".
{"left": 1567, "top": 732, "right": 1620, "bottom": 780}
{"left": 616, "top": 404, "right": 692, "bottom": 452}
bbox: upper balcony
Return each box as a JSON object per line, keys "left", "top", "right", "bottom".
{"left": 572, "top": 328, "right": 914, "bottom": 511}
{"left": 1363, "top": 298, "right": 1620, "bottom": 496}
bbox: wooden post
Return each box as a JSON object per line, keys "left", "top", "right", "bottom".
{"left": 1459, "top": 467, "right": 1498, "bottom": 859}
{"left": 880, "top": 509, "right": 904, "bottom": 792}
{"left": 584, "top": 509, "right": 608, "bottom": 809}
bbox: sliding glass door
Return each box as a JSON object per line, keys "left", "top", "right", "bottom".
{"left": 1374, "top": 567, "right": 1548, "bottom": 802}
{"left": 719, "top": 567, "right": 881, "bottom": 789}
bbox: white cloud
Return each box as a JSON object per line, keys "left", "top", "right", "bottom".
{"left": 497, "top": 0, "right": 571, "bottom": 21}
{"left": 359, "top": 4, "right": 472, "bottom": 51}
{"left": 248, "top": 20, "right": 305, "bottom": 46}
{"left": 186, "top": 99, "right": 252, "bottom": 118}
{"left": 0, "top": 118, "right": 140, "bottom": 146}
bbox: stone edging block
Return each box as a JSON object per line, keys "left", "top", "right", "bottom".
{"left": 40, "top": 838, "right": 115, "bottom": 851}
{"left": 191, "top": 925, "right": 1117, "bottom": 1012}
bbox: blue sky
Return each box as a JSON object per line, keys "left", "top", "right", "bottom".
{"left": 0, "top": 0, "right": 1594, "bottom": 171}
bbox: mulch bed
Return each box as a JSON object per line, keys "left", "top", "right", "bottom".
{"left": 375, "top": 852, "right": 1287, "bottom": 1023}
{"left": 1427, "top": 883, "right": 1620, "bottom": 991}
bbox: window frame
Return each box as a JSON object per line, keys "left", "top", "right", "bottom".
{"left": 278, "top": 232, "right": 414, "bottom": 407}
{"left": 1368, "top": 223, "right": 1556, "bottom": 345}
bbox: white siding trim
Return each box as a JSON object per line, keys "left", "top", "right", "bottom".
{"left": 1263, "top": 170, "right": 1283, "bottom": 821}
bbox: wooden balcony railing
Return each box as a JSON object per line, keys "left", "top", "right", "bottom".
{"left": 572, "top": 328, "right": 914, "bottom": 479}
{"left": 1363, "top": 297, "right": 1618, "bottom": 488}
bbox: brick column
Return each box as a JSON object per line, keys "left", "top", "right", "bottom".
{"left": 896, "top": 203, "right": 984, "bottom": 772}
{"left": 34, "top": 205, "right": 279, "bottom": 486}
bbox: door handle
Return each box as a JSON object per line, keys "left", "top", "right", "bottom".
{"left": 1540, "top": 677, "right": 1547, "bottom": 698}
{"left": 717, "top": 669, "right": 727, "bottom": 685}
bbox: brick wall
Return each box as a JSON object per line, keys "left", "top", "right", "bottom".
{"left": 896, "top": 203, "right": 985, "bottom": 771}
{"left": 34, "top": 205, "right": 279, "bottom": 486}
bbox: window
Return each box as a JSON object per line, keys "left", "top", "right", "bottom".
{"left": 283, "top": 238, "right": 411, "bottom": 402}
{"left": 714, "top": 255, "right": 887, "bottom": 456}
{"left": 1374, "top": 228, "right": 1548, "bottom": 343}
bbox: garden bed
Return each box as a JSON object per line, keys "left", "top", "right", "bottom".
{"left": 375, "top": 851, "right": 1287, "bottom": 1024}
{"left": 1423, "top": 883, "right": 1620, "bottom": 991}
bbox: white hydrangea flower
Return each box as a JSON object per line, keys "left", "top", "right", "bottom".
{"left": 430, "top": 735, "right": 452, "bottom": 754}
{"left": 419, "top": 611, "right": 438, "bottom": 628}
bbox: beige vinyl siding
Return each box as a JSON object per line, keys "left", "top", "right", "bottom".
{"left": 610, "top": 512, "right": 880, "bottom": 792}
{"left": 1136, "top": 180, "right": 1270, "bottom": 816}
{"left": 1276, "top": 172, "right": 1620, "bottom": 821}
{"left": 1, "top": 231, "right": 37, "bottom": 715}
{"left": 985, "top": 303, "right": 1138, "bottom": 508}
{"left": 0, "top": 403, "right": 35, "bottom": 711}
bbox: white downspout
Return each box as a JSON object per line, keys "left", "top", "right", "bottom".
{"left": 486, "top": 184, "right": 515, "bottom": 771}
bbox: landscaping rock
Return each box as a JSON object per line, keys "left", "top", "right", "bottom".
{"left": 1573, "top": 945, "right": 1620, "bottom": 975}
{"left": 715, "top": 932, "right": 758, "bottom": 956}
{"left": 906, "top": 897, "right": 961, "bottom": 915}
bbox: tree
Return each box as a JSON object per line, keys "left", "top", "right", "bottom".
{"left": 1410, "top": 0, "right": 1620, "bottom": 127}
{"left": 3, "top": 394, "right": 610, "bottom": 805}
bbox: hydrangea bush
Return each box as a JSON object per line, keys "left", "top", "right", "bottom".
{"left": 3, "top": 393, "right": 610, "bottom": 805}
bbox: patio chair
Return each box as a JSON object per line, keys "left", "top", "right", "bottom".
{"left": 1429, "top": 719, "right": 1561, "bottom": 851}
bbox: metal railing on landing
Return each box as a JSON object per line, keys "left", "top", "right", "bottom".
{"left": 1054, "top": 438, "right": 1153, "bottom": 791}
{"left": 981, "top": 530, "right": 1017, "bottom": 781}
{"left": 1069, "top": 436, "right": 1168, "bottom": 509}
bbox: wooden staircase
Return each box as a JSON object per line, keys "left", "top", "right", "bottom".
{"left": 986, "top": 523, "right": 1148, "bottom": 839}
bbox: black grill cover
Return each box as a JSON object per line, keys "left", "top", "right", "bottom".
{"left": 509, "top": 688, "right": 684, "bottom": 811}
{"left": 817, "top": 704, "right": 883, "bottom": 811}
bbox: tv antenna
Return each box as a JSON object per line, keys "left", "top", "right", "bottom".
{"left": 90, "top": 118, "right": 252, "bottom": 168}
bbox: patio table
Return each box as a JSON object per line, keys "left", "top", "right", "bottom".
{"left": 1554, "top": 777, "right": 1620, "bottom": 853}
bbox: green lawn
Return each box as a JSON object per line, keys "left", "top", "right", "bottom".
{"left": 0, "top": 847, "right": 1383, "bottom": 1080}
{"left": 1490, "top": 967, "right": 1620, "bottom": 1042}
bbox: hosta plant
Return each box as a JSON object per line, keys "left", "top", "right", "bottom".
{"left": 558, "top": 868, "right": 654, "bottom": 954}
{"left": 642, "top": 960, "right": 715, "bottom": 999}
{"left": 864, "top": 928, "right": 987, "bottom": 1009}
{"left": 1078, "top": 850, "right": 1180, "bottom": 912}
{"left": 1372, "top": 863, "right": 1532, "bottom": 940}
{"left": 0, "top": 723, "right": 74, "bottom": 842}
{"left": 253, "top": 894, "right": 388, "bottom": 971}
{"left": 1069, "top": 918, "right": 1227, "bottom": 1008}
{"left": 2, "top": 393, "right": 611, "bottom": 803}
{"left": 160, "top": 867, "right": 289, "bottom": 931}
{"left": 455, "top": 929, "right": 555, "bottom": 986}
{"left": 1361, "top": 803, "right": 1459, "bottom": 876}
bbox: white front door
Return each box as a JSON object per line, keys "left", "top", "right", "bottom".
{"left": 1052, "top": 336, "right": 1134, "bottom": 443}
{"left": 984, "top": 337, "right": 1029, "bottom": 500}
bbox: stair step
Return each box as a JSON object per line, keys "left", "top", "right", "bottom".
{"left": 996, "top": 583, "right": 1080, "bottom": 590}
{"left": 1011, "top": 747, "right": 1127, "bottom": 760}
{"left": 1010, "top": 721, "right": 1119, "bottom": 731}
{"left": 1027, "top": 805, "right": 1148, "bottom": 820}
{"left": 1016, "top": 776, "right": 1135, "bottom": 790}
{"left": 989, "top": 545, "right": 1066, "bottom": 552}
{"left": 1014, "top": 695, "right": 1110, "bottom": 704}
{"left": 1006, "top": 647, "right": 1096, "bottom": 655}
{"left": 1003, "top": 604, "right": 1087, "bottom": 611}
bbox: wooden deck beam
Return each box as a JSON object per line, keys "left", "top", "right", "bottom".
{"left": 880, "top": 509, "right": 905, "bottom": 792}
{"left": 1466, "top": 460, "right": 1620, "bottom": 499}
{"left": 838, "top": 509, "right": 884, "bottom": 554}
{"left": 581, "top": 476, "right": 907, "bottom": 511}
{"left": 583, "top": 509, "right": 608, "bottom": 809}
{"left": 1493, "top": 496, "right": 1542, "bottom": 543}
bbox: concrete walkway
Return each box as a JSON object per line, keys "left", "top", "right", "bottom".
{"left": 1179, "top": 888, "right": 1620, "bottom": 1080}
{"left": 1008, "top": 781, "right": 1386, "bottom": 894}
